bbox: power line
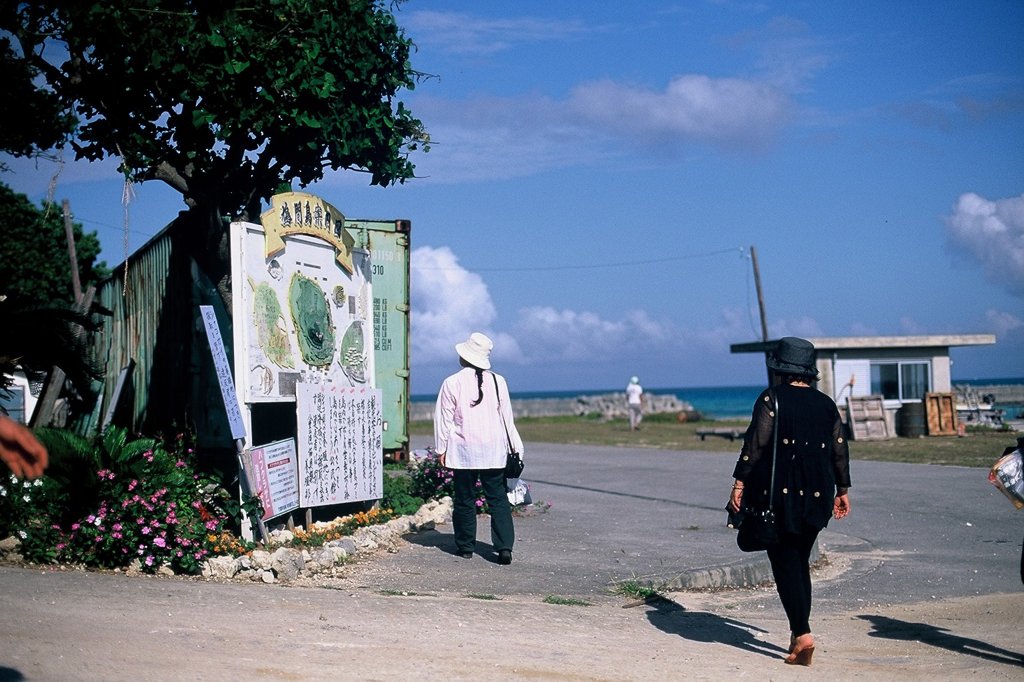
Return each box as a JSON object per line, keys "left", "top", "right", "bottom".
{"left": 76, "top": 216, "right": 155, "bottom": 239}
{"left": 418, "top": 247, "right": 744, "bottom": 273}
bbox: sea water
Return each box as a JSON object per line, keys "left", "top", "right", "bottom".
{"left": 412, "top": 385, "right": 764, "bottom": 420}
{"left": 412, "top": 379, "right": 1024, "bottom": 421}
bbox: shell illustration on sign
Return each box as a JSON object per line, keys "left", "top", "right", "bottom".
{"left": 288, "top": 273, "right": 336, "bottom": 367}
{"left": 340, "top": 320, "right": 368, "bottom": 384}
{"left": 252, "top": 280, "right": 295, "bottom": 369}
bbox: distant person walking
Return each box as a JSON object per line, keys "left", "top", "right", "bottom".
{"left": 727, "top": 337, "right": 851, "bottom": 666}
{"left": 434, "top": 332, "right": 523, "bottom": 565}
{"left": 626, "top": 376, "right": 644, "bottom": 430}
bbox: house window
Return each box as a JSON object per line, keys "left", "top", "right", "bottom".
{"left": 0, "top": 385, "right": 27, "bottom": 423}
{"left": 870, "top": 361, "right": 930, "bottom": 401}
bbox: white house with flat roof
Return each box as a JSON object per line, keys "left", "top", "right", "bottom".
{"left": 731, "top": 334, "right": 997, "bottom": 436}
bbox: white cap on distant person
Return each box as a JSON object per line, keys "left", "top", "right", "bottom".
{"left": 456, "top": 332, "right": 493, "bottom": 370}
{"left": 630, "top": 376, "right": 640, "bottom": 384}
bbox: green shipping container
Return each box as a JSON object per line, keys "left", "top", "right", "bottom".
{"left": 348, "top": 218, "right": 411, "bottom": 457}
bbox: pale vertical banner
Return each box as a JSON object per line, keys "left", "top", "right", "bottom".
{"left": 296, "top": 383, "right": 383, "bottom": 507}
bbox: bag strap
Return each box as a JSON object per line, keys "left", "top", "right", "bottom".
{"left": 767, "top": 390, "right": 779, "bottom": 507}
{"left": 491, "top": 373, "right": 515, "bottom": 454}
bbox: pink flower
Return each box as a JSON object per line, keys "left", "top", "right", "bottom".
{"left": 153, "top": 537, "right": 166, "bottom": 548}
{"left": 128, "top": 480, "right": 138, "bottom": 491}
{"left": 71, "top": 523, "right": 80, "bottom": 531}
{"left": 141, "top": 527, "right": 151, "bottom": 535}
{"left": 112, "top": 523, "right": 122, "bottom": 532}
{"left": 145, "top": 555, "right": 154, "bottom": 566}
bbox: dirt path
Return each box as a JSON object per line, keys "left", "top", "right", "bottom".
{"left": 2, "top": 563, "right": 1021, "bottom": 681}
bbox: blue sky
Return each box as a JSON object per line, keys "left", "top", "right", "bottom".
{"left": 4, "top": 1, "right": 1023, "bottom": 394}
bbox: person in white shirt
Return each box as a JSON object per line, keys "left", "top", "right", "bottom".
{"left": 434, "top": 332, "right": 523, "bottom": 564}
{"left": 626, "top": 376, "right": 644, "bottom": 431}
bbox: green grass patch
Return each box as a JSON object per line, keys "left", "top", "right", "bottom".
{"left": 411, "top": 415, "right": 1014, "bottom": 467}
{"left": 465, "top": 593, "right": 500, "bottom": 600}
{"left": 613, "top": 580, "right": 661, "bottom": 601}
{"left": 378, "top": 589, "right": 431, "bottom": 597}
{"left": 543, "top": 595, "right": 592, "bottom": 606}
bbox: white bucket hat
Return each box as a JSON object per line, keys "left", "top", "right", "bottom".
{"left": 456, "top": 332, "right": 493, "bottom": 370}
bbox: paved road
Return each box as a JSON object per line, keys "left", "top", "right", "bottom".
{"left": 1, "top": 436, "right": 1022, "bottom": 680}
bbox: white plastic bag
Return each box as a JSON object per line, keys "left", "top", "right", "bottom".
{"left": 989, "top": 449, "right": 1024, "bottom": 509}
{"left": 506, "top": 478, "right": 532, "bottom": 506}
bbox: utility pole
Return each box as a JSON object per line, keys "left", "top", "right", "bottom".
{"left": 63, "top": 199, "right": 82, "bottom": 302}
{"left": 31, "top": 200, "right": 91, "bottom": 428}
{"left": 749, "top": 245, "right": 772, "bottom": 383}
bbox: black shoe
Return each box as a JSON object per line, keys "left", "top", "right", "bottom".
{"left": 497, "top": 550, "right": 512, "bottom": 565}
{"left": 456, "top": 550, "right": 473, "bottom": 559}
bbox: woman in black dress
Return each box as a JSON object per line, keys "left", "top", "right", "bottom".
{"left": 727, "top": 337, "right": 851, "bottom": 666}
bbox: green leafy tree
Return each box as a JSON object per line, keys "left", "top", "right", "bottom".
{"left": 1, "top": 0, "right": 427, "bottom": 302}
{"left": 0, "top": 183, "right": 108, "bottom": 308}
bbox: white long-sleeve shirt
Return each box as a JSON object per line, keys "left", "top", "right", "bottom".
{"left": 434, "top": 367, "right": 525, "bottom": 470}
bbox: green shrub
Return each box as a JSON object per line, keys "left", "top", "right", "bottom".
{"left": 380, "top": 473, "right": 425, "bottom": 516}
{"left": 407, "top": 450, "right": 487, "bottom": 513}
{"left": 4, "top": 426, "right": 257, "bottom": 574}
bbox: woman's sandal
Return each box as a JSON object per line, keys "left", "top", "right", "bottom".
{"left": 785, "top": 635, "right": 815, "bottom": 666}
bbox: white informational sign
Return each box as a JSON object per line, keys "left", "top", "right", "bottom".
{"left": 247, "top": 439, "right": 300, "bottom": 520}
{"left": 296, "top": 383, "right": 383, "bottom": 507}
{"left": 199, "top": 305, "right": 247, "bottom": 440}
{"left": 230, "top": 194, "right": 375, "bottom": 405}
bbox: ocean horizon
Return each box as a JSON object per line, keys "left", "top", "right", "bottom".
{"left": 411, "top": 377, "right": 1024, "bottom": 421}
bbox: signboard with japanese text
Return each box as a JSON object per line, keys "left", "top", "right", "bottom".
{"left": 245, "top": 439, "right": 300, "bottom": 520}
{"left": 296, "top": 383, "right": 383, "bottom": 507}
{"left": 230, "top": 212, "right": 375, "bottom": 403}
{"left": 199, "top": 305, "right": 247, "bottom": 440}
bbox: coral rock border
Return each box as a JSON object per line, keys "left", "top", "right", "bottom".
{"left": 0, "top": 497, "right": 453, "bottom": 584}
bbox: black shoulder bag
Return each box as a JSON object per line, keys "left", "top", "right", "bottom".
{"left": 736, "top": 391, "right": 781, "bottom": 552}
{"left": 492, "top": 374, "right": 524, "bottom": 479}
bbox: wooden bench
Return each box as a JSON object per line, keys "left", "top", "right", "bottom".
{"left": 696, "top": 427, "right": 743, "bottom": 441}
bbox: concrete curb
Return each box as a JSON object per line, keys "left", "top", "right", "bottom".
{"left": 637, "top": 541, "right": 820, "bottom": 591}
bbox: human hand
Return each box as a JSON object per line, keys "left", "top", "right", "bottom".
{"left": 833, "top": 493, "right": 851, "bottom": 519}
{"left": 437, "top": 452, "right": 446, "bottom": 468}
{"left": 727, "top": 483, "right": 743, "bottom": 512}
{"left": 0, "top": 416, "right": 49, "bottom": 480}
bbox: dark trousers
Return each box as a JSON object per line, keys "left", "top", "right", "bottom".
{"left": 452, "top": 468, "right": 514, "bottom": 554}
{"left": 767, "top": 529, "right": 820, "bottom": 636}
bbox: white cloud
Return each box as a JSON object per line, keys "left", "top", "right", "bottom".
{"left": 567, "top": 74, "right": 791, "bottom": 151}
{"left": 403, "top": 10, "right": 592, "bottom": 56}
{"left": 404, "top": 72, "right": 793, "bottom": 184}
{"left": 945, "top": 192, "right": 1024, "bottom": 297}
{"left": 985, "top": 308, "right": 1023, "bottom": 337}
{"left": 0, "top": 152, "right": 122, "bottom": 197}
{"left": 513, "top": 307, "right": 625, "bottom": 362}
{"left": 409, "top": 245, "right": 520, "bottom": 366}
{"left": 848, "top": 321, "right": 878, "bottom": 336}
{"left": 400, "top": 95, "right": 603, "bottom": 183}
{"left": 724, "top": 16, "right": 832, "bottom": 93}
{"left": 767, "top": 316, "right": 824, "bottom": 339}
{"left": 899, "top": 316, "right": 928, "bottom": 335}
